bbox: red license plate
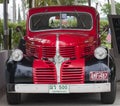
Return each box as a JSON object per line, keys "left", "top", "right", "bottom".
{"left": 90, "top": 71, "right": 109, "bottom": 81}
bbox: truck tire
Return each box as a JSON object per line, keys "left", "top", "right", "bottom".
{"left": 6, "top": 92, "right": 21, "bottom": 105}
{"left": 101, "top": 78, "right": 116, "bottom": 104}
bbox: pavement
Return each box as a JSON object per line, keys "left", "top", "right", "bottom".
{"left": 0, "top": 82, "right": 120, "bottom": 106}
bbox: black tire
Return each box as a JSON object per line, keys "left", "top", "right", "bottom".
{"left": 101, "top": 79, "right": 116, "bottom": 104}
{"left": 6, "top": 92, "right": 21, "bottom": 105}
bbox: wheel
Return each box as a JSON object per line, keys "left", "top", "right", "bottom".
{"left": 101, "top": 79, "right": 116, "bottom": 104}
{"left": 6, "top": 92, "right": 21, "bottom": 105}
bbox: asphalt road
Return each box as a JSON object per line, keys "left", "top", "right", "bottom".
{"left": 0, "top": 82, "right": 120, "bottom": 106}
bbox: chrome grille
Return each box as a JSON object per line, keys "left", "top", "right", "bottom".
{"left": 33, "top": 67, "right": 57, "bottom": 84}
{"left": 26, "top": 42, "right": 35, "bottom": 55}
{"left": 42, "top": 47, "right": 56, "bottom": 58}
{"left": 60, "top": 46, "right": 75, "bottom": 58}
{"left": 61, "top": 68, "right": 84, "bottom": 84}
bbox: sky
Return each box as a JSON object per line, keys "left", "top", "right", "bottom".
{"left": 0, "top": 0, "right": 119, "bottom": 21}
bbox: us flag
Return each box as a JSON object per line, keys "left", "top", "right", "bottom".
{"left": 106, "top": 28, "right": 111, "bottom": 43}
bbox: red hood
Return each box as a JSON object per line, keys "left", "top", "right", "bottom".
{"left": 31, "top": 32, "right": 95, "bottom": 46}
{"left": 26, "top": 32, "right": 98, "bottom": 58}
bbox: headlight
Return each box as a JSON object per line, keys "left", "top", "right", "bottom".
{"left": 94, "top": 47, "right": 107, "bottom": 60}
{"left": 11, "top": 49, "right": 23, "bottom": 61}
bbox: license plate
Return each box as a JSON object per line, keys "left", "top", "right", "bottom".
{"left": 49, "top": 84, "right": 69, "bottom": 93}
{"left": 90, "top": 71, "right": 108, "bottom": 81}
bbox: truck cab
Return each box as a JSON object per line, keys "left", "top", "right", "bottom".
{"left": 6, "top": 6, "right": 116, "bottom": 104}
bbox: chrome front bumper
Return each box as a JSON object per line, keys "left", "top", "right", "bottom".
{"left": 7, "top": 83, "right": 111, "bottom": 93}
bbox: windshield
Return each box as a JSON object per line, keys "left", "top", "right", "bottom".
{"left": 30, "top": 12, "right": 92, "bottom": 31}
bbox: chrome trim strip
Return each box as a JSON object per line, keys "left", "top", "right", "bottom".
{"left": 55, "top": 34, "right": 61, "bottom": 82}
{"left": 48, "top": 34, "right": 69, "bottom": 83}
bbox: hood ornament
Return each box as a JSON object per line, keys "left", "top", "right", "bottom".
{"left": 48, "top": 34, "right": 69, "bottom": 83}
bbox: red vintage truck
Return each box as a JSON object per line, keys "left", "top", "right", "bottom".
{"left": 6, "top": 6, "right": 116, "bottom": 104}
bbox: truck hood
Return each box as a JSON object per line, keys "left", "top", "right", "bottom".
{"left": 32, "top": 32, "right": 95, "bottom": 46}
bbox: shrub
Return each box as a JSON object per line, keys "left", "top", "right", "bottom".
{"left": 0, "top": 20, "right": 26, "bottom": 49}
{"left": 100, "top": 20, "right": 111, "bottom": 48}
{"left": 8, "top": 21, "right": 26, "bottom": 48}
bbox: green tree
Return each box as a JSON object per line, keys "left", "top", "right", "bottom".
{"left": 0, "top": 0, "right": 3, "bottom": 3}
{"left": 33, "top": 0, "right": 74, "bottom": 7}
{"left": 101, "top": 2, "right": 120, "bottom": 15}
{"left": 116, "top": 3, "right": 120, "bottom": 14}
{"left": 30, "top": 0, "right": 94, "bottom": 7}
{"left": 101, "top": 3, "right": 111, "bottom": 15}
{"left": 56, "top": 0, "right": 74, "bottom": 5}
{"left": 26, "top": 0, "right": 96, "bottom": 7}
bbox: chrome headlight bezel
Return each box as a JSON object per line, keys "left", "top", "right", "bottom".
{"left": 11, "top": 49, "right": 23, "bottom": 61}
{"left": 94, "top": 46, "right": 108, "bottom": 60}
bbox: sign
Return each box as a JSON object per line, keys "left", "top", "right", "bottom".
{"left": 49, "top": 84, "right": 69, "bottom": 94}
{"left": 90, "top": 71, "right": 108, "bottom": 81}
{"left": 108, "top": 15, "right": 120, "bottom": 57}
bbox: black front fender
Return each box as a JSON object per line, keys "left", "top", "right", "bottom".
{"left": 6, "top": 57, "right": 33, "bottom": 83}
{"left": 85, "top": 55, "right": 116, "bottom": 82}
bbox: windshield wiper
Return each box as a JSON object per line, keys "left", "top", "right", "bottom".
{"left": 74, "top": 10, "right": 86, "bottom": 29}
